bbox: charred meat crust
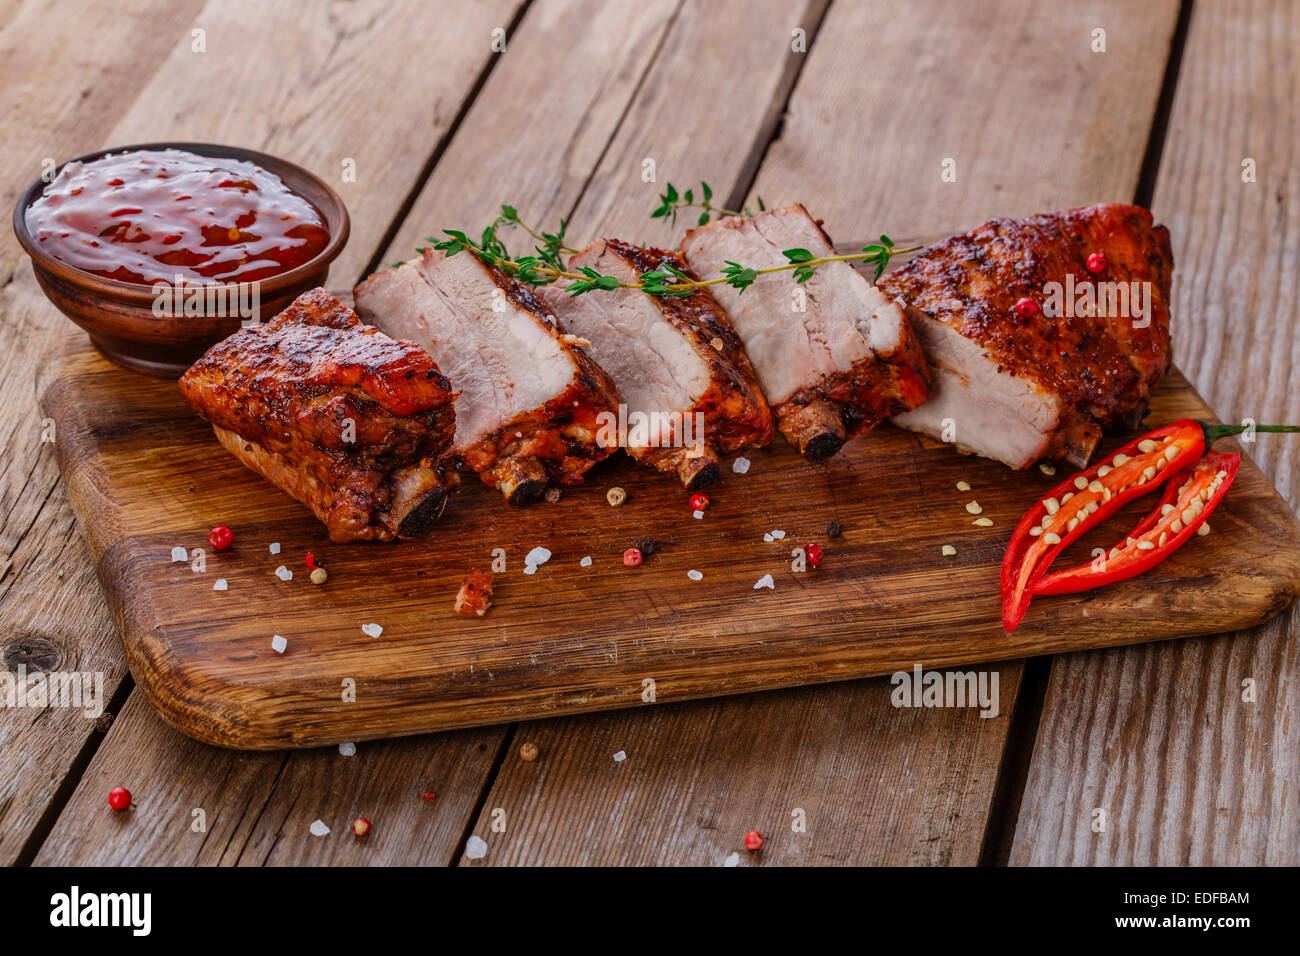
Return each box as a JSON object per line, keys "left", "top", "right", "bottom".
{"left": 681, "top": 205, "right": 931, "bottom": 459}
{"left": 597, "top": 240, "right": 774, "bottom": 477}
{"left": 879, "top": 202, "right": 1173, "bottom": 467}
{"left": 180, "top": 289, "right": 458, "bottom": 543}
{"left": 355, "top": 250, "right": 621, "bottom": 497}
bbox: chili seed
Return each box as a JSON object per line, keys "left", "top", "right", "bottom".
{"left": 1138, "top": 439, "right": 1158, "bottom": 453}
{"left": 1198, "top": 523, "right": 1210, "bottom": 536}
{"left": 1043, "top": 497, "right": 1060, "bottom": 515}
{"left": 965, "top": 501, "right": 982, "bottom": 515}
{"left": 1038, "top": 463, "right": 1056, "bottom": 476}
{"left": 973, "top": 517, "right": 993, "bottom": 527}
{"left": 1074, "top": 476, "right": 1088, "bottom": 490}
{"left": 941, "top": 545, "right": 957, "bottom": 556}
{"left": 1029, "top": 526, "right": 1043, "bottom": 537}
{"left": 1043, "top": 533, "right": 1062, "bottom": 545}
{"left": 956, "top": 480, "right": 971, "bottom": 492}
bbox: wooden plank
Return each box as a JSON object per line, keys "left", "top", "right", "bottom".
{"left": 33, "top": 693, "right": 498, "bottom": 865}
{"left": 22, "top": 0, "right": 524, "bottom": 865}
{"left": 459, "top": 0, "right": 1184, "bottom": 866}
{"left": 1011, "top": 0, "right": 1300, "bottom": 866}
{"left": 383, "top": 0, "right": 682, "bottom": 267}
{"left": 30, "top": 0, "right": 691, "bottom": 865}
{"left": 0, "top": 0, "right": 208, "bottom": 867}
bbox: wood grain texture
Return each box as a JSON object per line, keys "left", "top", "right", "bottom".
{"left": 10, "top": 0, "right": 522, "bottom": 864}
{"left": 1011, "top": 0, "right": 1300, "bottom": 866}
{"left": 33, "top": 692, "right": 502, "bottom": 865}
{"left": 382, "top": 0, "right": 682, "bottom": 271}
{"left": 456, "top": 0, "right": 1187, "bottom": 867}
{"left": 0, "top": 0, "right": 208, "bottom": 867}
{"left": 458, "top": 678, "right": 1020, "bottom": 866}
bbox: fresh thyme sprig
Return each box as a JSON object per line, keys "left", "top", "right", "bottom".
{"left": 650, "top": 181, "right": 767, "bottom": 226}
{"left": 425, "top": 198, "right": 915, "bottom": 299}
{"left": 491, "top": 204, "right": 577, "bottom": 271}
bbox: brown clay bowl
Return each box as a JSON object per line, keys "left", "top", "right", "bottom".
{"left": 12, "top": 141, "right": 350, "bottom": 377}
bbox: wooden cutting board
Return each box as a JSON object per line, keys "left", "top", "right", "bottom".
{"left": 37, "top": 337, "right": 1300, "bottom": 749}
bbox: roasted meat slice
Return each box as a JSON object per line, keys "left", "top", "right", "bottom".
{"left": 680, "top": 205, "right": 930, "bottom": 459}
{"left": 878, "top": 203, "right": 1173, "bottom": 469}
{"left": 538, "top": 239, "right": 773, "bottom": 489}
{"left": 354, "top": 248, "right": 620, "bottom": 505}
{"left": 179, "top": 288, "right": 457, "bottom": 543}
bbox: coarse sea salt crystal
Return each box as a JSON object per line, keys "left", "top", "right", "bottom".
{"left": 613, "top": 750, "right": 627, "bottom": 763}
{"left": 580, "top": 556, "right": 592, "bottom": 567}
{"left": 723, "top": 852, "right": 740, "bottom": 867}
{"left": 275, "top": 565, "right": 292, "bottom": 581}
{"left": 687, "top": 569, "right": 703, "bottom": 581}
{"left": 770, "top": 530, "right": 785, "bottom": 540}
{"left": 271, "top": 634, "right": 287, "bottom": 654}
{"left": 170, "top": 546, "right": 187, "bottom": 562}
{"left": 361, "top": 622, "right": 383, "bottom": 638}
{"left": 693, "top": 509, "right": 704, "bottom": 520}
{"left": 732, "top": 457, "right": 751, "bottom": 475}
{"left": 525, "top": 547, "right": 552, "bottom": 567}
{"left": 309, "top": 820, "right": 330, "bottom": 837}
{"left": 754, "top": 574, "right": 775, "bottom": 590}
{"left": 269, "top": 542, "right": 281, "bottom": 555}
{"left": 338, "top": 742, "right": 357, "bottom": 757}
{"left": 763, "top": 533, "right": 773, "bottom": 542}
{"left": 523, "top": 565, "right": 537, "bottom": 575}
{"left": 465, "top": 835, "right": 487, "bottom": 860}
{"left": 213, "top": 578, "right": 228, "bottom": 591}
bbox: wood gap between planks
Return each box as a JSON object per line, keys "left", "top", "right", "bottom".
{"left": 976, "top": 0, "right": 1197, "bottom": 867}
{"left": 721, "top": 0, "right": 832, "bottom": 215}
{"left": 1134, "top": 0, "right": 1195, "bottom": 209}
{"left": 353, "top": 0, "right": 538, "bottom": 286}
{"left": 12, "top": 673, "right": 135, "bottom": 867}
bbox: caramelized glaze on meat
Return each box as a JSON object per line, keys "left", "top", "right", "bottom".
{"left": 881, "top": 203, "right": 1173, "bottom": 468}
{"left": 179, "top": 288, "right": 457, "bottom": 542}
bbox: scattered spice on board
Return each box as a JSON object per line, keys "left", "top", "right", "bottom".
{"left": 352, "top": 818, "right": 371, "bottom": 837}
{"left": 543, "top": 486, "right": 562, "bottom": 504}
{"left": 744, "top": 830, "right": 765, "bottom": 851}
{"left": 606, "top": 486, "right": 627, "bottom": 506}
{"left": 634, "top": 535, "right": 656, "bottom": 557}
{"left": 519, "top": 742, "right": 539, "bottom": 762}
{"left": 825, "top": 519, "right": 842, "bottom": 538}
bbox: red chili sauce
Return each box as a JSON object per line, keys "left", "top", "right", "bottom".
{"left": 25, "top": 148, "right": 329, "bottom": 285}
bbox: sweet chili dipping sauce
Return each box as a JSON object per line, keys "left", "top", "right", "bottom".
{"left": 25, "top": 148, "right": 330, "bottom": 285}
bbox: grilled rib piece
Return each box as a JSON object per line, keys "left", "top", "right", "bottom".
{"left": 179, "top": 288, "right": 457, "bottom": 543}
{"left": 680, "top": 205, "right": 930, "bottom": 459}
{"left": 878, "top": 203, "right": 1173, "bottom": 469}
{"left": 355, "top": 248, "right": 620, "bottom": 505}
{"left": 539, "top": 240, "right": 773, "bottom": 489}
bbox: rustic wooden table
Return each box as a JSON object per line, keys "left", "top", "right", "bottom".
{"left": 1, "top": 0, "right": 1295, "bottom": 867}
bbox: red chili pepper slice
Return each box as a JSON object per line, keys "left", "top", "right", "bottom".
{"left": 1030, "top": 450, "right": 1239, "bottom": 596}
{"left": 1001, "top": 420, "right": 1204, "bottom": 630}
{"left": 1002, "top": 418, "right": 1298, "bottom": 631}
